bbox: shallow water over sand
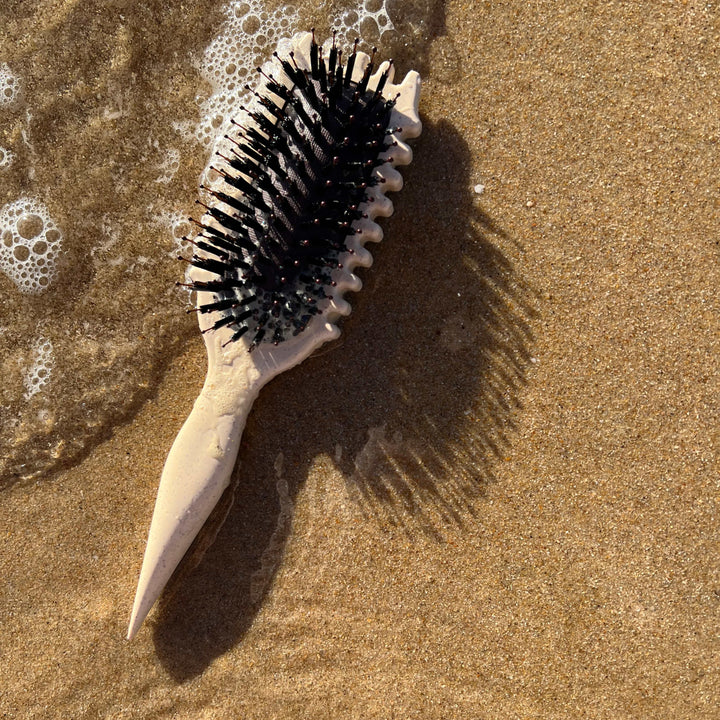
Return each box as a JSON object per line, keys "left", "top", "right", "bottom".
{"left": 0, "top": 0, "right": 436, "bottom": 484}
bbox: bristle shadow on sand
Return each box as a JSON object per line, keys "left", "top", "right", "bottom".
{"left": 152, "top": 118, "right": 538, "bottom": 681}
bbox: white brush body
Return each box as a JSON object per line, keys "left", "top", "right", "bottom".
{"left": 127, "top": 32, "right": 421, "bottom": 640}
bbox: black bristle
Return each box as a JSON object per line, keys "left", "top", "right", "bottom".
{"left": 310, "top": 29, "right": 319, "bottom": 78}
{"left": 318, "top": 48, "right": 328, "bottom": 94}
{"left": 375, "top": 62, "right": 392, "bottom": 95}
{"left": 356, "top": 48, "right": 376, "bottom": 95}
{"left": 344, "top": 39, "right": 359, "bottom": 87}
{"left": 188, "top": 33, "right": 398, "bottom": 350}
{"left": 328, "top": 31, "right": 338, "bottom": 75}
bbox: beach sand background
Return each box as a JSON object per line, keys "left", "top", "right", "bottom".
{"left": 1, "top": 1, "right": 719, "bottom": 718}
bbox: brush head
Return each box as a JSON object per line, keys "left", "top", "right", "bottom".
{"left": 184, "top": 31, "right": 420, "bottom": 352}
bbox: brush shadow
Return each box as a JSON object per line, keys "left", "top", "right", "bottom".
{"left": 152, "top": 114, "right": 538, "bottom": 680}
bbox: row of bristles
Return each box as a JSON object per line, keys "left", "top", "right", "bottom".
{"left": 175, "top": 30, "right": 401, "bottom": 346}
{"left": 190, "top": 28, "right": 400, "bottom": 244}
{"left": 181, "top": 38, "right": 396, "bottom": 273}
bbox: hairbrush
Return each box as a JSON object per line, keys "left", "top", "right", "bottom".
{"left": 127, "top": 31, "right": 421, "bottom": 640}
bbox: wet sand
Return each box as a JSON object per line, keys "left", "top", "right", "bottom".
{"left": 2, "top": 1, "right": 719, "bottom": 718}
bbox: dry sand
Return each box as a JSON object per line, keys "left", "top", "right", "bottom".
{"left": 2, "top": 1, "right": 719, "bottom": 718}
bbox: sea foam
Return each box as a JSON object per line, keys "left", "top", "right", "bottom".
{"left": 194, "top": 0, "right": 299, "bottom": 150}
{"left": 0, "top": 145, "right": 13, "bottom": 170}
{"left": 0, "top": 63, "right": 21, "bottom": 107}
{"left": 23, "top": 336, "right": 54, "bottom": 400}
{"left": 193, "top": 0, "right": 397, "bottom": 153}
{"left": 0, "top": 197, "right": 63, "bottom": 294}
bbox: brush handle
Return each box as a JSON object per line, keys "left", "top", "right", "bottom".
{"left": 127, "top": 359, "right": 263, "bottom": 639}
{"left": 127, "top": 318, "right": 341, "bottom": 639}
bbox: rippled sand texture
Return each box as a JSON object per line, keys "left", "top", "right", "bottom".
{"left": 2, "top": 0, "right": 719, "bottom": 718}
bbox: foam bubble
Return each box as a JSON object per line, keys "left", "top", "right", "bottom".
{"left": 154, "top": 147, "right": 181, "bottom": 184}
{"left": 0, "top": 63, "right": 21, "bottom": 107}
{"left": 191, "top": 0, "right": 402, "bottom": 154}
{"left": 0, "top": 197, "right": 63, "bottom": 294}
{"left": 149, "top": 208, "right": 193, "bottom": 292}
{"left": 331, "top": 0, "right": 396, "bottom": 47}
{"left": 195, "top": 0, "right": 299, "bottom": 150}
{"left": 193, "top": 1, "right": 400, "bottom": 151}
{"left": 23, "top": 336, "right": 54, "bottom": 400}
{"left": 151, "top": 208, "right": 192, "bottom": 252}
{"left": 0, "top": 146, "right": 13, "bottom": 170}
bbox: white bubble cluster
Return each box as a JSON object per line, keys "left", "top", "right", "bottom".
{"left": 193, "top": 0, "right": 399, "bottom": 149}
{"left": 23, "top": 336, "right": 53, "bottom": 400}
{"left": 151, "top": 208, "right": 192, "bottom": 252}
{"left": 0, "top": 145, "right": 13, "bottom": 170}
{"left": 0, "top": 197, "right": 63, "bottom": 294}
{"left": 331, "top": 0, "right": 396, "bottom": 47}
{"left": 0, "top": 63, "right": 21, "bottom": 107}
{"left": 154, "top": 147, "right": 181, "bottom": 184}
{"left": 149, "top": 208, "right": 194, "bottom": 297}
{"left": 195, "top": 0, "right": 299, "bottom": 150}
